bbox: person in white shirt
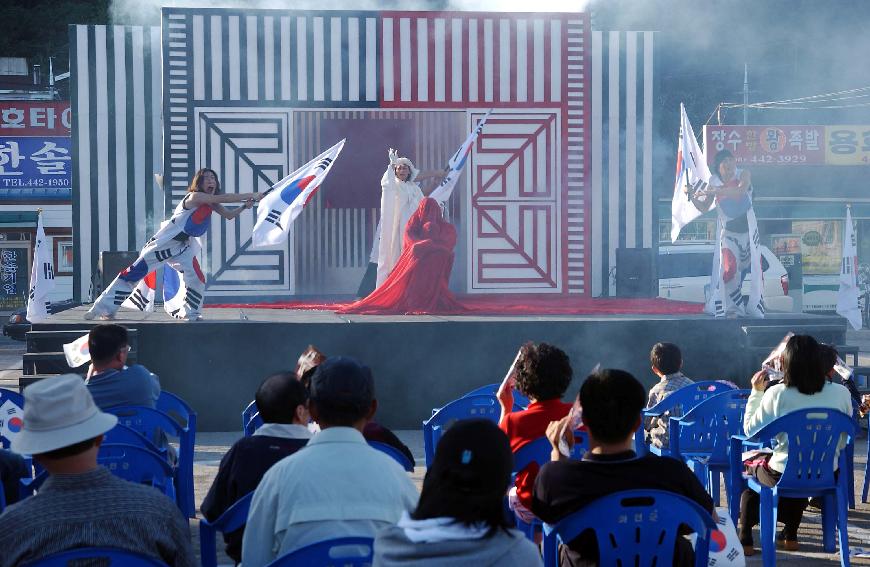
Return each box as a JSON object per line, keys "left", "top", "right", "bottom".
{"left": 738, "top": 335, "right": 852, "bottom": 555}
{"left": 241, "top": 357, "right": 419, "bottom": 567}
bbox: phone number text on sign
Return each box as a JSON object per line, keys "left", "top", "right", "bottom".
{"left": 0, "top": 137, "right": 71, "bottom": 188}
{"left": 703, "top": 126, "right": 826, "bottom": 166}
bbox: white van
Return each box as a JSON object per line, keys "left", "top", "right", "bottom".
{"left": 658, "top": 243, "right": 794, "bottom": 312}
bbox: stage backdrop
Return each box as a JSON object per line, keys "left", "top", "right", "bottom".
{"left": 70, "top": 15, "right": 656, "bottom": 300}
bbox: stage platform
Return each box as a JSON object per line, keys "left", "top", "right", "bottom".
{"left": 30, "top": 305, "right": 848, "bottom": 431}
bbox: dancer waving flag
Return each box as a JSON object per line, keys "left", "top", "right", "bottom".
{"left": 429, "top": 109, "right": 492, "bottom": 203}
{"left": 252, "top": 139, "right": 346, "bottom": 248}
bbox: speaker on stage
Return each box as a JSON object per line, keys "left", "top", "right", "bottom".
{"left": 94, "top": 251, "right": 139, "bottom": 296}
{"left": 616, "top": 248, "right": 655, "bottom": 298}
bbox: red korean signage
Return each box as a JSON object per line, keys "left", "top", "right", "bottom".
{"left": 0, "top": 101, "right": 71, "bottom": 136}
{"left": 703, "top": 125, "right": 826, "bottom": 166}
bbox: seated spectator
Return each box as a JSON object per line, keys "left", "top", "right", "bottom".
{"left": 374, "top": 419, "right": 542, "bottom": 566}
{"left": 739, "top": 335, "right": 852, "bottom": 555}
{"left": 645, "top": 342, "right": 694, "bottom": 449}
{"left": 819, "top": 343, "right": 862, "bottom": 412}
{"left": 0, "top": 374, "right": 194, "bottom": 567}
{"left": 496, "top": 342, "right": 573, "bottom": 522}
{"left": 201, "top": 372, "right": 312, "bottom": 563}
{"left": 532, "top": 368, "right": 714, "bottom": 566}
{"left": 295, "top": 344, "right": 415, "bottom": 464}
{"left": 85, "top": 323, "right": 160, "bottom": 409}
{"left": 241, "top": 357, "right": 418, "bottom": 566}
{"left": 0, "top": 448, "right": 28, "bottom": 508}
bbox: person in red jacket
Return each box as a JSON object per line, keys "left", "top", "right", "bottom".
{"left": 496, "top": 342, "right": 573, "bottom": 523}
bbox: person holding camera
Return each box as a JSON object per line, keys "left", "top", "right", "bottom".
{"left": 738, "top": 335, "right": 852, "bottom": 556}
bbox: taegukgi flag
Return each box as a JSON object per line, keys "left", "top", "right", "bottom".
{"left": 252, "top": 139, "right": 346, "bottom": 247}
{"left": 25, "top": 211, "right": 55, "bottom": 323}
{"left": 837, "top": 205, "right": 862, "bottom": 330}
{"left": 121, "top": 270, "right": 157, "bottom": 312}
{"left": 429, "top": 109, "right": 493, "bottom": 203}
{"left": 671, "top": 103, "right": 713, "bottom": 242}
{"left": 63, "top": 332, "right": 91, "bottom": 368}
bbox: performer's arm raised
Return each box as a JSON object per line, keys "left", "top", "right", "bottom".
{"left": 211, "top": 199, "right": 255, "bottom": 220}
{"left": 187, "top": 190, "right": 262, "bottom": 208}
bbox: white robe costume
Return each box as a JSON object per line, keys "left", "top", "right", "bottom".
{"left": 373, "top": 156, "right": 424, "bottom": 287}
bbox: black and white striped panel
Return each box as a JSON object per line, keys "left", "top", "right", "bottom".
{"left": 70, "top": 25, "right": 163, "bottom": 301}
{"left": 589, "top": 31, "right": 655, "bottom": 297}
{"left": 565, "top": 16, "right": 587, "bottom": 294}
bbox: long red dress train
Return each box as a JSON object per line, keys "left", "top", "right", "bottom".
{"left": 340, "top": 198, "right": 465, "bottom": 315}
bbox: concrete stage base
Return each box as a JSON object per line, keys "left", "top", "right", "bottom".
{"left": 34, "top": 306, "right": 844, "bottom": 431}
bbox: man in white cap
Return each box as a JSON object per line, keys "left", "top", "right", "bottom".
{"left": 0, "top": 374, "right": 195, "bottom": 567}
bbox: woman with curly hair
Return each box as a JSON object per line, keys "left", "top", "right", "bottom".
{"left": 496, "top": 342, "right": 573, "bottom": 523}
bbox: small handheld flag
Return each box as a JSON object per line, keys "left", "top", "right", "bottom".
{"left": 429, "top": 110, "right": 492, "bottom": 203}
{"left": 252, "top": 139, "right": 346, "bottom": 247}
{"left": 63, "top": 333, "right": 91, "bottom": 368}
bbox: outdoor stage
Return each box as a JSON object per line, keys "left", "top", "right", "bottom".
{"left": 30, "top": 302, "right": 847, "bottom": 431}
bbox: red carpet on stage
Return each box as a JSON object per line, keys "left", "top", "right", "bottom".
{"left": 210, "top": 296, "right": 705, "bottom": 316}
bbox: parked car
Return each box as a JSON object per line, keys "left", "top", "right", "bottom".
{"left": 658, "top": 243, "right": 793, "bottom": 312}
{"left": 3, "top": 299, "right": 81, "bottom": 341}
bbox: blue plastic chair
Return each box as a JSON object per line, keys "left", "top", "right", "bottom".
{"left": 265, "top": 537, "right": 374, "bottom": 566}
{"left": 368, "top": 440, "right": 415, "bottom": 472}
{"left": 243, "top": 400, "right": 263, "bottom": 437}
{"left": 669, "top": 389, "right": 751, "bottom": 505}
{"left": 156, "top": 390, "right": 197, "bottom": 433}
{"left": 22, "top": 547, "right": 169, "bottom": 566}
{"left": 21, "top": 443, "right": 176, "bottom": 502}
{"left": 199, "top": 491, "right": 254, "bottom": 567}
{"left": 0, "top": 388, "right": 24, "bottom": 449}
{"left": 103, "top": 423, "right": 167, "bottom": 459}
{"left": 511, "top": 436, "right": 552, "bottom": 540}
{"left": 462, "top": 383, "right": 531, "bottom": 408}
{"left": 728, "top": 408, "right": 854, "bottom": 567}
{"left": 542, "top": 489, "right": 716, "bottom": 567}
{"left": 635, "top": 380, "right": 736, "bottom": 457}
{"left": 422, "top": 394, "right": 523, "bottom": 467}
{"left": 107, "top": 405, "right": 195, "bottom": 518}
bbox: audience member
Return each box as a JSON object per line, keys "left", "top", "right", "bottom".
{"left": 0, "top": 374, "right": 194, "bottom": 567}
{"left": 532, "top": 368, "right": 714, "bottom": 566}
{"left": 242, "top": 357, "right": 418, "bottom": 566}
{"left": 85, "top": 323, "right": 160, "bottom": 409}
{"left": 294, "top": 344, "right": 415, "bottom": 464}
{"left": 645, "top": 342, "right": 694, "bottom": 449}
{"left": 739, "top": 335, "right": 852, "bottom": 555}
{"left": 374, "top": 419, "right": 542, "bottom": 566}
{"left": 496, "top": 342, "right": 573, "bottom": 522}
{"left": 818, "top": 343, "right": 862, "bottom": 411}
{"left": 0, "top": 449, "right": 28, "bottom": 508}
{"left": 201, "top": 372, "right": 312, "bottom": 563}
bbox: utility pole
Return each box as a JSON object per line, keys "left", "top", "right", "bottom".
{"left": 743, "top": 63, "right": 749, "bottom": 125}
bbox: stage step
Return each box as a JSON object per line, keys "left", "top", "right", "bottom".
{"left": 22, "top": 351, "right": 139, "bottom": 375}
{"left": 22, "top": 328, "right": 140, "bottom": 377}
{"left": 18, "top": 374, "right": 58, "bottom": 390}
{"left": 25, "top": 329, "right": 139, "bottom": 354}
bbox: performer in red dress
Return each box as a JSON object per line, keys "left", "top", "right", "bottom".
{"left": 341, "top": 198, "right": 464, "bottom": 315}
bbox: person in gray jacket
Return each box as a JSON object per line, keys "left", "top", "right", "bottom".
{"left": 373, "top": 419, "right": 542, "bottom": 567}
